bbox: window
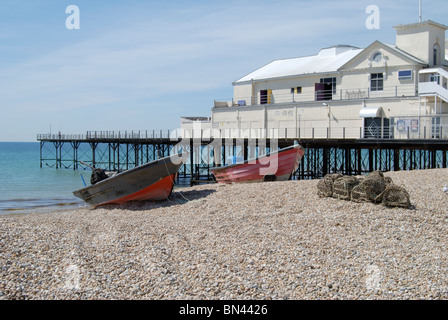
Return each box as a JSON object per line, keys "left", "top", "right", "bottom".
{"left": 370, "top": 73, "right": 383, "bottom": 91}
{"left": 260, "top": 90, "right": 268, "bottom": 104}
{"left": 291, "top": 87, "right": 302, "bottom": 94}
{"left": 398, "top": 70, "right": 412, "bottom": 81}
{"left": 260, "top": 89, "right": 272, "bottom": 104}
{"left": 433, "top": 44, "right": 440, "bottom": 65}
{"left": 320, "top": 77, "right": 336, "bottom": 94}
{"left": 430, "top": 73, "right": 440, "bottom": 84}
{"left": 372, "top": 52, "right": 382, "bottom": 62}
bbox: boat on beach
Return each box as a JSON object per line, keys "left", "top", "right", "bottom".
{"left": 73, "top": 152, "right": 189, "bottom": 206}
{"left": 210, "top": 142, "right": 305, "bottom": 184}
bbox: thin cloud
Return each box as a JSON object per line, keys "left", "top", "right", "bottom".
{"left": 0, "top": 1, "right": 368, "bottom": 110}
{"left": 0, "top": 0, "right": 446, "bottom": 141}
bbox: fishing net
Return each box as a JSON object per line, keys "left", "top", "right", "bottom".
{"left": 317, "top": 173, "right": 343, "bottom": 198}
{"left": 332, "top": 176, "right": 361, "bottom": 200}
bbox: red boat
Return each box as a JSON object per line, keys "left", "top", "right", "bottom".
{"left": 73, "top": 152, "right": 188, "bottom": 206}
{"left": 210, "top": 143, "right": 305, "bottom": 184}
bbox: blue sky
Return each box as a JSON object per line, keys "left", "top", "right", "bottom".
{"left": 0, "top": 0, "right": 446, "bottom": 142}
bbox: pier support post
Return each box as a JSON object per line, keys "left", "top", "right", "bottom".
{"left": 393, "top": 149, "right": 399, "bottom": 172}
{"left": 443, "top": 150, "right": 447, "bottom": 168}
{"left": 368, "top": 149, "right": 374, "bottom": 172}
{"left": 52, "top": 141, "right": 63, "bottom": 169}
{"left": 344, "top": 148, "right": 350, "bottom": 175}
{"left": 71, "top": 141, "right": 81, "bottom": 170}
{"left": 190, "top": 139, "right": 194, "bottom": 185}
{"left": 322, "top": 148, "right": 328, "bottom": 176}
{"left": 357, "top": 148, "right": 362, "bottom": 175}
{"left": 89, "top": 142, "right": 98, "bottom": 168}
{"left": 40, "top": 142, "right": 43, "bottom": 168}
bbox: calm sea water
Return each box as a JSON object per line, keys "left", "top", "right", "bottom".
{"left": 0, "top": 142, "right": 87, "bottom": 215}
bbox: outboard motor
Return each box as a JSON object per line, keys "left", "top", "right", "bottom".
{"left": 90, "top": 168, "right": 109, "bottom": 185}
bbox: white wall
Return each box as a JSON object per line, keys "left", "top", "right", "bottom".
{"left": 395, "top": 22, "right": 446, "bottom": 66}
{"left": 209, "top": 21, "right": 448, "bottom": 140}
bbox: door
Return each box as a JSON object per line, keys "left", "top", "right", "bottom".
{"left": 315, "top": 83, "right": 332, "bottom": 101}
{"left": 364, "top": 118, "right": 390, "bottom": 138}
{"left": 432, "top": 117, "right": 441, "bottom": 138}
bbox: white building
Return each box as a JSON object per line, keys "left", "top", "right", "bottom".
{"left": 184, "top": 19, "right": 448, "bottom": 140}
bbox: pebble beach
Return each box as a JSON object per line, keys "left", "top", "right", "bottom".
{"left": 1, "top": 168, "right": 448, "bottom": 300}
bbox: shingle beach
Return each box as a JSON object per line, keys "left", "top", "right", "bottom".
{"left": 1, "top": 168, "right": 448, "bottom": 300}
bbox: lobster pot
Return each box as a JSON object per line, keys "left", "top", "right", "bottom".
{"left": 381, "top": 184, "right": 412, "bottom": 208}
{"left": 317, "top": 173, "right": 343, "bottom": 198}
{"left": 351, "top": 170, "right": 387, "bottom": 203}
{"left": 332, "top": 176, "right": 361, "bottom": 200}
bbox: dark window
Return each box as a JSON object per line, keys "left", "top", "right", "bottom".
{"left": 320, "top": 77, "right": 336, "bottom": 94}
{"left": 291, "top": 87, "right": 302, "bottom": 94}
{"left": 434, "top": 44, "right": 440, "bottom": 65}
{"left": 430, "top": 73, "right": 440, "bottom": 84}
{"left": 315, "top": 83, "right": 332, "bottom": 101}
{"left": 260, "top": 90, "right": 268, "bottom": 104}
{"left": 370, "top": 73, "right": 383, "bottom": 91}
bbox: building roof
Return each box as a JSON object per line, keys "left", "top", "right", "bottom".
{"left": 234, "top": 19, "right": 447, "bottom": 84}
{"left": 393, "top": 19, "right": 448, "bottom": 31}
{"left": 181, "top": 117, "right": 211, "bottom": 122}
{"left": 233, "top": 45, "right": 363, "bottom": 84}
{"left": 234, "top": 39, "right": 431, "bottom": 85}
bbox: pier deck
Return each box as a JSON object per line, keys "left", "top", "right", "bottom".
{"left": 37, "top": 130, "right": 448, "bottom": 183}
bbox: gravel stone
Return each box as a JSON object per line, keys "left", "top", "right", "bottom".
{"left": 0, "top": 168, "right": 447, "bottom": 300}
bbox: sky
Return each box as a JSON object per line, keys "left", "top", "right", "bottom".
{"left": 0, "top": 0, "right": 446, "bottom": 142}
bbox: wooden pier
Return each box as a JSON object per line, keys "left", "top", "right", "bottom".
{"left": 37, "top": 130, "right": 448, "bottom": 184}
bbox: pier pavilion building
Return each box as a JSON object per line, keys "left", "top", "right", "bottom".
{"left": 186, "top": 20, "right": 448, "bottom": 141}
{"left": 37, "top": 19, "right": 448, "bottom": 178}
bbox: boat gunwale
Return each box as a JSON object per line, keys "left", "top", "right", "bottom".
{"left": 74, "top": 151, "right": 188, "bottom": 193}
{"left": 209, "top": 144, "right": 305, "bottom": 173}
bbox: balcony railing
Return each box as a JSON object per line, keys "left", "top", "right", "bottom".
{"left": 37, "top": 130, "right": 175, "bottom": 141}
{"left": 177, "top": 123, "right": 448, "bottom": 140}
{"left": 215, "top": 84, "right": 417, "bottom": 107}
{"left": 37, "top": 122, "right": 448, "bottom": 143}
{"left": 419, "top": 81, "right": 448, "bottom": 102}
{"left": 418, "top": 67, "right": 448, "bottom": 102}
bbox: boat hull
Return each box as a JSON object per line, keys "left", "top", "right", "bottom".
{"left": 210, "top": 144, "right": 305, "bottom": 184}
{"left": 73, "top": 152, "right": 188, "bottom": 206}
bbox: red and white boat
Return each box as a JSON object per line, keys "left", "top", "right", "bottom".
{"left": 210, "top": 143, "right": 305, "bottom": 184}
{"left": 73, "top": 152, "right": 188, "bottom": 206}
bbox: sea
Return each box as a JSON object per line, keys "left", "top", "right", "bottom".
{"left": 0, "top": 142, "right": 86, "bottom": 215}
{"left": 2, "top": 141, "right": 445, "bottom": 216}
